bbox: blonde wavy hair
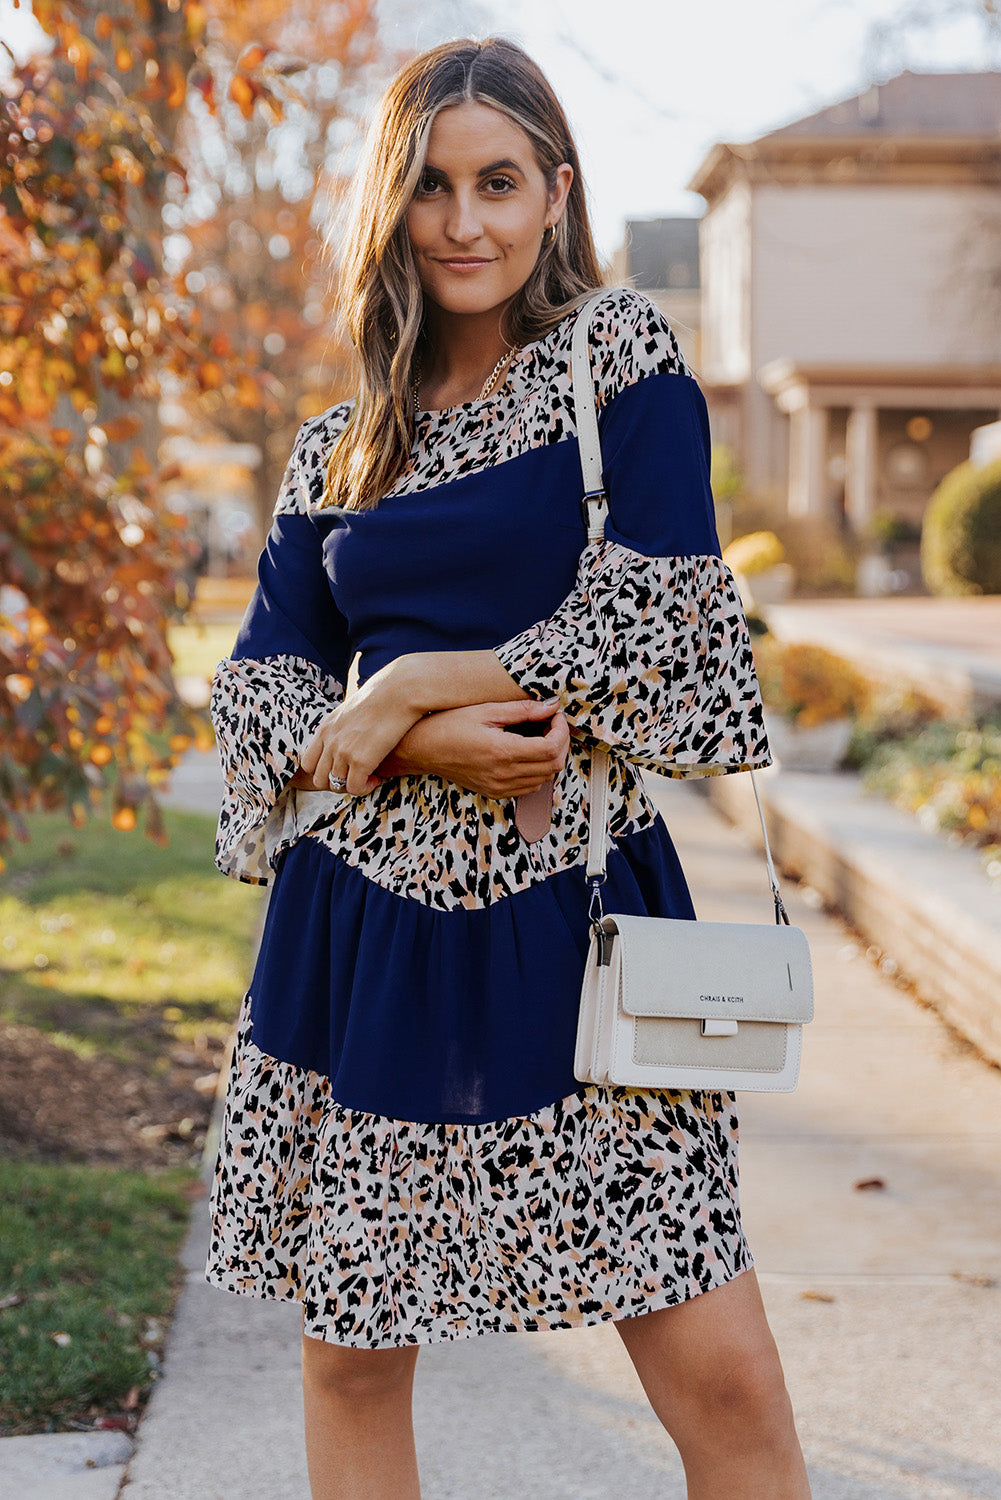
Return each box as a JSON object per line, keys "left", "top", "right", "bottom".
{"left": 319, "top": 36, "right": 605, "bottom": 513}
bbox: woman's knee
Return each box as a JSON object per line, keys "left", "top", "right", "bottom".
{"left": 688, "top": 1338, "right": 793, "bottom": 1430}
{"left": 664, "top": 1335, "right": 800, "bottom": 1466}
{"left": 302, "top": 1333, "right": 419, "bottom": 1403}
{"left": 619, "top": 1298, "right": 793, "bottom": 1445}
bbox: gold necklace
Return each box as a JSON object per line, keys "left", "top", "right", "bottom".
{"left": 413, "top": 345, "right": 520, "bottom": 414}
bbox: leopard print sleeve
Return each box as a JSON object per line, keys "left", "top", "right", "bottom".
{"left": 492, "top": 288, "right": 772, "bottom": 779}
{"left": 211, "top": 409, "right": 353, "bottom": 884}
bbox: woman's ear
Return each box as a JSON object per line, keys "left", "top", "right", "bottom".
{"left": 546, "top": 162, "right": 574, "bottom": 229}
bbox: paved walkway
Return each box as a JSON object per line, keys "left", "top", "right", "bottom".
{"left": 114, "top": 758, "right": 1001, "bottom": 1500}
{"left": 762, "top": 596, "right": 1001, "bottom": 715}
{"left": 159, "top": 740, "right": 226, "bottom": 817}
{"left": 768, "top": 596, "right": 1001, "bottom": 658}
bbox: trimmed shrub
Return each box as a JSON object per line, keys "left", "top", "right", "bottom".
{"left": 921, "top": 458, "right": 1001, "bottom": 596}
{"left": 751, "top": 635, "right": 872, "bottom": 728}
{"left": 723, "top": 530, "right": 786, "bottom": 574}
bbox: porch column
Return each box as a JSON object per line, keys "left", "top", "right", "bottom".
{"left": 787, "top": 403, "right": 829, "bottom": 518}
{"left": 844, "top": 401, "right": 878, "bottom": 534}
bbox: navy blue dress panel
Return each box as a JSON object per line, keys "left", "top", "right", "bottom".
{"left": 313, "top": 372, "right": 720, "bottom": 689}
{"left": 315, "top": 438, "right": 586, "bottom": 687}
{"left": 599, "top": 372, "right": 722, "bottom": 559}
{"left": 232, "top": 512, "right": 353, "bottom": 687}
{"left": 247, "top": 816, "right": 696, "bottom": 1126}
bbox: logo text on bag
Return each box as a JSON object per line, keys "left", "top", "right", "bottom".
{"left": 700, "top": 995, "right": 745, "bottom": 1003}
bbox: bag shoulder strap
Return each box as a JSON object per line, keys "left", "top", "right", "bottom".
{"left": 570, "top": 291, "right": 611, "bottom": 543}
{"left": 569, "top": 291, "right": 789, "bottom": 926}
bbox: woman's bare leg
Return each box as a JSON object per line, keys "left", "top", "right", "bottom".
{"left": 615, "top": 1266, "right": 811, "bottom": 1499}
{"left": 301, "top": 1328, "right": 421, "bottom": 1500}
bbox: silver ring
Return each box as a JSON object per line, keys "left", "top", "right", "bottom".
{"left": 327, "top": 773, "right": 347, "bottom": 791}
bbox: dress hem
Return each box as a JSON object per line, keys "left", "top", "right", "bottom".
{"left": 203, "top": 1250, "right": 757, "bottom": 1350}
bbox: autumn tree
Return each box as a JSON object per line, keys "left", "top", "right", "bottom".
{"left": 0, "top": 0, "right": 483, "bottom": 859}
{"left": 166, "top": 1, "right": 385, "bottom": 539}
{"left": 0, "top": 0, "right": 381, "bottom": 857}
{"left": 167, "top": 0, "right": 485, "bottom": 539}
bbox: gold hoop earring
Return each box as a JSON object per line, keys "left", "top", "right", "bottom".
{"left": 543, "top": 223, "right": 556, "bottom": 247}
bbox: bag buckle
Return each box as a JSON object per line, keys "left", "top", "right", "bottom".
{"left": 772, "top": 881, "right": 791, "bottom": 925}
{"left": 588, "top": 874, "right": 612, "bottom": 966}
{"left": 579, "top": 487, "right": 607, "bottom": 535}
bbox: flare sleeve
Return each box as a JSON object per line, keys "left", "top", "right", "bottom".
{"left": 210, "top": 416, "right": 352, "bottom": 884}
{"left": 491, "top": 290, "right": 771, "bottom": 779}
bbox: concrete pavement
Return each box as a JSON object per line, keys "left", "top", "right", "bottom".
{"left": 116, "top": 759, "right": 1001, "bottom": 1500}
{"left": 0, "top": 1434, "right": 135, "bottom": 1500}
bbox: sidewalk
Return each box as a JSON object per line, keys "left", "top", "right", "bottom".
{"left": 114, "top": 759, "right": 1001, "bottom": 1500}
{"left": 761, "top": 596, "right": 1001, "bottom": 717}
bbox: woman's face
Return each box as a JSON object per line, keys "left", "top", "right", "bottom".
{"left": 404, "top": 100, "right": 573, "bottom": 323}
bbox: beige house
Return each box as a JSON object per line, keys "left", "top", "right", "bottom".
{"left": 666, "top": 71, "right": 1001, "bottom": 537}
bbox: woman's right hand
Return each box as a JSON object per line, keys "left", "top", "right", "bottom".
{"left": 375, "top": 697, "right": 571, "bottom": 798}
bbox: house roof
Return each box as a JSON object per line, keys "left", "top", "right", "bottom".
{"left": 688, "top": 69, "right": 1001, "bottom": 200}
{"left": 765, "top": 70, "right": 1001, "bottom": 140}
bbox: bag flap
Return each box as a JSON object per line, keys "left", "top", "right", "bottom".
{"left": 605, "top": 913, "right": 814, "bottom": 1023}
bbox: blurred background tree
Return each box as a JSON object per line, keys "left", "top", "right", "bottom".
{"left": 172, "top": 2, "right": 389, "bottom": 538}
{"left": 0, "top": 0, "right": 406, "bottom": 857}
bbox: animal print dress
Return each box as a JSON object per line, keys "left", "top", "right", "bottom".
{"left": 205, "top": 286, "right": 771, "bottom": 1348}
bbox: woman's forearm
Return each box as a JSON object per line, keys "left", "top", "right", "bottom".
{"left": 390, "top": 649, "right": 539, "bottom": 716}
{"left": 376, "top": 717, "right": 431, "bottom": 777}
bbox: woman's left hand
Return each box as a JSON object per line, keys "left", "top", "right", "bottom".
{"left": 296, "top": 661, "right": 424, "bottom": 796}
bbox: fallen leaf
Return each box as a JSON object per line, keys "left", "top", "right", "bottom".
{"left": 950, "top": 1271, "right": 998, "bottom": 1288}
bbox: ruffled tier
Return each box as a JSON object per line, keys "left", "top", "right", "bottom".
{"left": 246, "top": 817, "right": 697, "bottom": 1126}
{"left": 206, "top": 993, "right": 754, "bottom": 1348}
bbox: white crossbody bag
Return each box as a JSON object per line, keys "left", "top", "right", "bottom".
{"left": 569, "top": 292, "right": 814, "bottom": 1093}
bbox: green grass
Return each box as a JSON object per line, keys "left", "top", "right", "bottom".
{"left": 0, "top": 805, "right": 263, "bottom": 1062}
{"left": 0, "top": 1160, "right": 192, "bottom": 1434}
{"left": 0, "top": 805, "right": 262, "bottom": 1431}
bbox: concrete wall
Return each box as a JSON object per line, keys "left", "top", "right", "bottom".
{"left": 749, "top": 182, "right": 1001, "bottom": 370}
{"left": 699, "top": 179, "right": 752, "bottom": 384}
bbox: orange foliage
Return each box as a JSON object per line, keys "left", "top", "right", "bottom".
{"left": 752, "top": 636, "right": 873, "bottom": 729}
{"left": 2, "top": 0, "right": 386, "bottom": 850}
{"left": 0, "top": 3, "right": 330, "bottom": 848}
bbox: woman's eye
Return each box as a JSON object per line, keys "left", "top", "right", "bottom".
{"left": 414, "top": 173, "right": 515, "bottom": 198}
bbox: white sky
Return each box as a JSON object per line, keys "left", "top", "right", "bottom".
{"left": 492, "top": 0, "right": 999, "bottom": 257}
{"left": 1, "top": 0, "right": 997, "bottom": 259}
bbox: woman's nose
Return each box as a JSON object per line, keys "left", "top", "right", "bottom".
{"left": 444, "top": 192, "right": 484, "bottom": 244}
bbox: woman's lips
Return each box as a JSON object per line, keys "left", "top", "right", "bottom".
{"left": 436, "top": 258, "right": 494, "bottom": 272}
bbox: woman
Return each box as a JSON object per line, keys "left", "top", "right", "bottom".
{"left": 206, "top": 35, "right": 812, "bottom": 1500}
